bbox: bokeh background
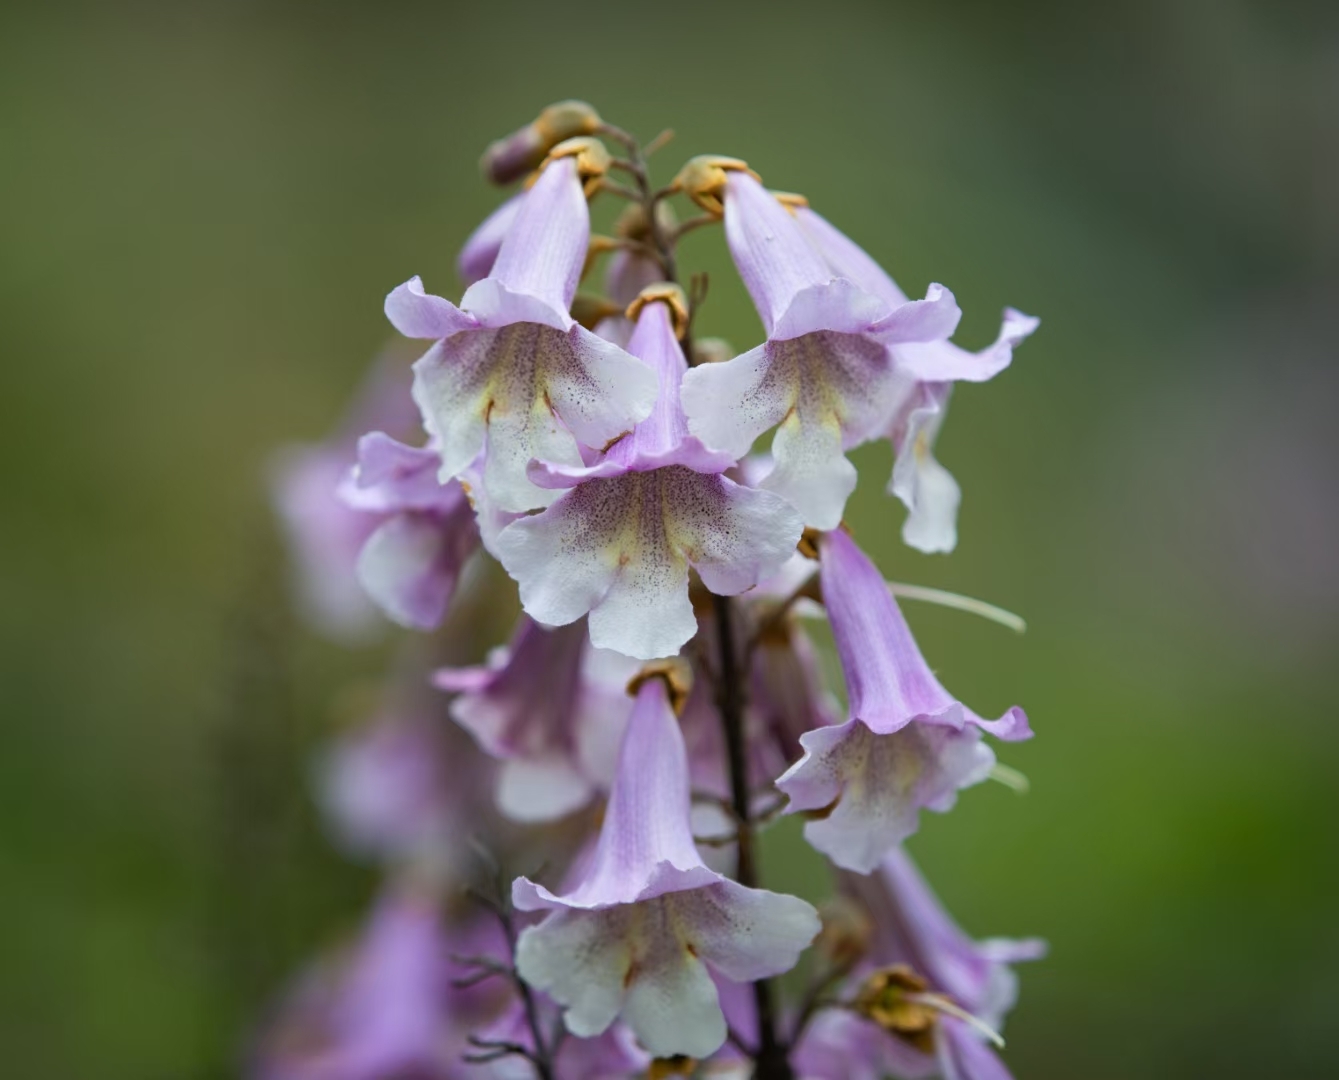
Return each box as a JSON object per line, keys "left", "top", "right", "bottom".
{"left": 3, "top": 0, "right": 1337, "bottom": 1076}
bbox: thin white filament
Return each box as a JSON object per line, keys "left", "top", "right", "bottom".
{"left": 988, "top": 762, "right": 1030, "bottom": 794}
{"left": 905, "top": 992, "right": 1006, "bottom": 1049}
{"left": 887, "top": 582, "right": 1027, "bottom": 634}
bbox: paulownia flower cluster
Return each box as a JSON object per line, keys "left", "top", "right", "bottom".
{"left": 261, "top": 101, "right": 1042, "bottom": 1080}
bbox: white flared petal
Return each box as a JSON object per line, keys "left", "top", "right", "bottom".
{"left": 900, "top": 452, "right": 961, "bottom": 554}
{"left": 411, "top": 337, "right": 492, "bottom": 484}
{"left": 779, "top": 719, "right": 996, "bottom": 873}
{"left": 515, "top": 908, "right": 630, "bottom": 1038}
{"left": 546, "top": 325, "right": 659, "bottom": 450}
{"left": 413, "top": 322, "right": 655, "bottom": 512}
{"left": 621, "top": 927, "right": 727, "bottom": 1059}
{"left": 686, "top": 880, "right": 821, "bottom": 982}
{"left": 384, "top": 276, "right": 476, "bottom": 339}
{"left": 588, "top": 543, "right": 697, "bottom": 660}
{"left": 873, "top": 283, "right": 962, "bottom": 343}
{"left": 762, "top": 409, "right": 857, "bottom": 531}
{"left": 894, "top": 307, "right": 1039, "bottom": 384}
{"left": 670, "top": 474, "right": 804, "bottom": 595}
{"left": 681, "top": 342, "right": 788, "bottom": 459}
{"left": 493, "top": 483, "right": 625, "bottom": 629}
{"left": 481, "top": 390, "right": 583, "bottom": 512}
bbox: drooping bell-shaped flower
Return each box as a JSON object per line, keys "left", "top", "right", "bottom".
{"left": 432, "top": 616, "right": 638, "bottom": 822}
{"left": 512, "top": 676, "right": 820, "bottom": 1059}
{"left": 792, "top": 203, "right": 1038, "bottom": 551}
{"left": 493, "top": 289, "right": 804, "bottom": 660}
{"left": 776, "top": 530, "right": 1031, "bottom": 872}
{"left": 339, "top": 432, "right": 479, "bottom": 631}
{"left": 456, "top": 192, "right": 523, "bottom": 287}
{"left": 386, "top": 147, "right": 658, "bottom": 513}
{"left": 795, "top": 848, "right": 1045, "bottom": 1080}
{"left": 679, "top": 166, "right": 961, "bottom": 529}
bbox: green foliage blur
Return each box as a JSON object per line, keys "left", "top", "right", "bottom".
{"left": 2, "top": 1, "right": 1336, "bottom": 1076}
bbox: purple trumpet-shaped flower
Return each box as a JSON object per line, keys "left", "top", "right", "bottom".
{"left": 680, "top": 170, "right": 962, "bottom": 529}
{"left": 456, "top": 193, "right": 523, "bottom": 287}
{"left": 433, "top": 616, "right": 638, "bottom": 823}
{"left": 792, "top": 204, "right": 1038, "bottom": 552}
{"left": 339, "top": 432, "right": 479, "bottom": 631}
{"left": 386, "top": 155, "right": 658, "bottom": 513}
{"left": 493, "top": 293, "right": 803, "bottom": 660}
{"left": 512, "top": 677, "right": 820, "bottom": 1059}
{"left": 776, "top": 530, "right": 1031, "bottom": 872}
{"left": 797, "top": 848, "right": 1044, "bottom": 1080}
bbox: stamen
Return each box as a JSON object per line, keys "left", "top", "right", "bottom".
{"left": 887, "top": 581, "right": 1027, "bottom": 634}
{"left": 904, "top": 993, "right": 1006, "bottom": 1049}
{"left": 988, "top": 762, "right": 1030, "bottom": 794}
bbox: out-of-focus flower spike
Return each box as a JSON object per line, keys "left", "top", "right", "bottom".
{"left": 480, "top": 99, "right": 603, "bottom": 185}
{"left": 512, "top": 676, "right": 820, "bottom": 1058}
{"left": 776, "top": 530, "right": 1030, "bottom": 872}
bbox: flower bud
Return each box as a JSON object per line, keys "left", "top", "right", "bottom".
{"left": 670, "top": 155, "right": 759, "bottom": 215}
{"left": 480, "top": 99, "right": 603, "bottom": 185}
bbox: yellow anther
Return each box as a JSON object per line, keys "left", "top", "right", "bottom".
{"left": 625, "top": 282, "right": 690, "bottom": 340}
{"left": 855, "top": 965, "right": 939, "bottom": 1053}
{"left": 796, "top": 526, "right": 824, "bottom": 560}
{"left": 670, "top": 155, "right": 760, "bottom": 215}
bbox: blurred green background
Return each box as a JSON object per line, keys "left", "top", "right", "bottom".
{"left": 3, "top": 0, "right": 1337, "bottom": 1076}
